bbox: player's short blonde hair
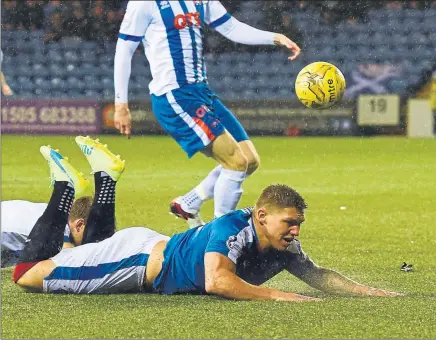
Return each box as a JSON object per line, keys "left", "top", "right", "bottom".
{"left": 69, "top": 196, "right": 93, "bottom": 222}
{"left": 255, "top": 184, "right": 307, "bottom": 213}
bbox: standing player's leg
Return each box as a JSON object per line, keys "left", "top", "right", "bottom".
{"left": 171, "top": 90, "right": 260, "bottom": 222}
{"left": 152, "top": 84, "right": 250, "bottom": 224}
{"left": 13, "top": 146, "right": 89, "bottom": 283}
{"left": 74, "top": 136, "right": 125, "bottom": 244}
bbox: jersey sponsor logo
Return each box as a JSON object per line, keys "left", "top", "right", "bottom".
{"left": 210, "top": 119, "right": 219, "bottom": 128}
{"left": 195, "top": 104, "right": 210, "bottom": 118}
{"left": 174, "top": 12, "right": 201, "bottom": 30}
{"left": 159, "top": 0, "right": 170, "bottom": 10}
{"left": 226, "top": 235, "right": 242, "bottom": 253}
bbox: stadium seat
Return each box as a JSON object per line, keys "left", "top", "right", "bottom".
{"left": 81, "top": 41, "right": 98, "bottom": 51}
{"left": 49, "top": 64, "right": 67, "bottom": 78}
{"left": 10, "top": 30, "right": 29, "bottom": 42}
{"left": 16, "top": 91, "right": 35, "bottom": 99}
{"left": 66, "top": 76, "right": 86, "bottom": 90}
{"left": 68, "top": 90, "right": 85, "bottom": 99}
{"left": 15, "top": 54, "right": 32, "bottom": 66}
{"left": 84, "top": 90, "right": 101, "bottom": 98}
{"left": 101, "top": 77, "right": 113, "bottom": 88}
{"left": 50, "top": 90, "right": 66, "bottom": 99}
{"left": 102, "top": 88, "right": 114, "bottom": 99}
{"left": 81, "top": 63, "right": 99, "bottom": 75}
{"left": 47, "top": 50, "right": 64, "bottom": 63}
{"left": 403, "top": 9, "right": 424, "bottom": 19}
{"left": 28, "top": 30, "right": 45, "bottom": 40}
{"left": 51, "top": 77, "right": 66, "bottom": 90}
{"left": 32, "top": 64, "right": 50, "bottom": 77}
{"left": 32, "top": 53, "right": 49, "bottom": 65}
{"left": 80, "top": 50, "right": 98, "bottom": 63}
{"left": 36, "top": 79, "right": 52, "bottom": 91}
{"left": 64, "top": 51, "right": 79, "bottom": 63}
{"left": 388, "top": 79, "right": 409, "bottom": 94}
{"left": 47, "top": 43, "right": 63, "bottom": 51}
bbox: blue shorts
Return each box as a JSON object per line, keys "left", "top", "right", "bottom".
{"left": 151, "top": 82, "right": 249, "bottom": 158}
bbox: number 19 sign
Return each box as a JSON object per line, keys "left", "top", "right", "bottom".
{"left": 357, "top": 94, "right": 400, "bottom": 126}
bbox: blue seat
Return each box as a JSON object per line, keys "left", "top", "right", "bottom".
{"left": 388, "top": 79, "right": 409, "bottom": 94}
{"left": 102, "top": 88, "right": 114, "bottom": 99}
{"left": 49, "top": 64, "right": 67, "bottom": 77}
{"left": 32, "top": 64, "right": 50, "bottom": 77}
{"left": 35, "top": 79, "right": 52, "bottom": 91}
{"left": 82, "top": 41, "right": 98, "bottom": 51}
{"left": 64, "top": 51, "right": 79, "bottom": 63}
{"left": 80, "top": 50, "right": 98, "bottom": 63}
{"left": 87, "top": 79, "right": 104, "bottom": 91}
{"left": 47, "top": 43, "right": 63, "bottom": 51}
{"left": 50, "top": 90, "right": 66, "bottom": 99}
{"left": 17, "top": 82, "right": 35, "bottom": 92}
{"left": 101, "top": 76, "right": 113, "bottom": 88}
{"left": 403, "top": 9, "right": 424, "bottom": 19}
{"left": 66, "top": 76, "right": 86, "bottom": 90}
{"left": 47, "top": 50, "right": 64, "bottom": 63}
{"left": 80, "top": 61, "right": 97, "bottom": 70}
{"left": 16, "top": 91, "right": 35, "bottom": 98}
{"left": 15, "top": 54, "right": 32, "bottom": 65}
{"left": 28, "top": 30, "right": 45, "bottom": 40}
{"left": 408, "top": 32, "right": 428, "bottom": 46}
{"left": 84, "top": 90, "right": 102, "bottom": 99}
{"left": 67, "top": 90, "right": 85, "bottom": 99}
{"left": 51, "top": 77, "right": 66, "bottom": 90}
{"left": 35, "top": 88, "right": 52, "bottom": 99}
{"left": 10, "top": 30, "right": 29, "bottom": 42}
{"left": 31, "top": 53, "right": 48, "bottom": 64}
{"left": 104, "top": 42, "right": 117, "bottom": 52}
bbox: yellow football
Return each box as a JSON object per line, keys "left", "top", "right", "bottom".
{"left": 295, "top": 62, "right": 346, "bottom": 108}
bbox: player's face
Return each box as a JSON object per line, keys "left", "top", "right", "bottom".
{"left": 263, "top": 207, "right": 305, "bottom": 251}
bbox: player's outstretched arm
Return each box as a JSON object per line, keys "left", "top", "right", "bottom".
{"left": 294, "top": 264, "right": 404, "bottom": 297}
{"left": 212, "top": 16, "right": 301, "bottom": 60}
{"left": 204, "top": 252, "right": 321, "bottom": 302}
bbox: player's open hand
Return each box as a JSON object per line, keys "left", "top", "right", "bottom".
{"left": 273, "top": 33, "right": 301, "bottom": 61}
{"left": 114, "top": 103, "right": 132, "bottom": 138}
{"left": 276, "top": 293, "right": 323, "bottom": 302}
{"left": 367, "top": 288, "right": 405, "bottom": 297}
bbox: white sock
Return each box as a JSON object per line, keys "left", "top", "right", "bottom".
{"left": 213, "top": 168, "right": 246, "bottom": 217}
{"left": 181, "top": 165, "right": 222, "bottom": 213}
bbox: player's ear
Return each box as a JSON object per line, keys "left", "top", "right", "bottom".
{"left": 256, "top": 207, "right": 267, "bottom": 224}
{"left": 75, "top": 218, "right": 86, "bottom": 233}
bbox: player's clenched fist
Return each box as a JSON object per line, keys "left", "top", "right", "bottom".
{"left": 114, "top": 103, "right": 132, "bottom": 137}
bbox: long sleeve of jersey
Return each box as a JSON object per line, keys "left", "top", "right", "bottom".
{"left": 114, "top": 40, "right": 139, "bottom": 103}
{"left": 214, "top": 17, "right": 275, "bottom": 46}
{"left": 114, "top": 1, "right": 153, "bottom": 103}
{"left": 206, "top": 1, "right": 275, "bottom": 46}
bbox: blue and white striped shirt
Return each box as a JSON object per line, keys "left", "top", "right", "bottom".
{"left": 115, "top": 1, "right": 275, "bottom": 101}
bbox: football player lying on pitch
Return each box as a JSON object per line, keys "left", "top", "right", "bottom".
{"left": 14, "top": 137, "right": 403, "bottom": 300}
{"left": 1, "top": 194, "right": 94, "bottom": 267}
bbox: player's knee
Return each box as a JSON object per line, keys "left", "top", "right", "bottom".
{"left": 246, "top": 153, "right": 260, "bottom": 176}
{"left": 226, "top": 151, "right": 248, "bottom": 172}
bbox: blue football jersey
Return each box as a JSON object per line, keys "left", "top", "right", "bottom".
{"left": 153, "top": 208, "right": 316, "bottom": 295}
